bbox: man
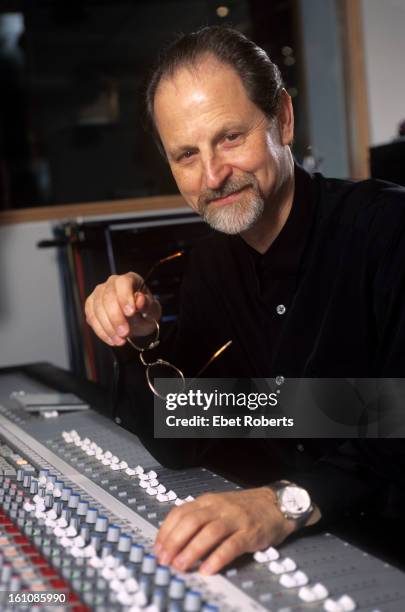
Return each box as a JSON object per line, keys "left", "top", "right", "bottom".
{"left": 85, "top": 27, "right": 405, "bottom": 576}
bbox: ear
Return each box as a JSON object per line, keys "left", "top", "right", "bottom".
{"left": 277, "top": 88, "right": 294, "bottom": 146}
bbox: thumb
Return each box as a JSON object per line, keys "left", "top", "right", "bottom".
{"left": 134, "top": 292, "right": 161, "bottom": 320}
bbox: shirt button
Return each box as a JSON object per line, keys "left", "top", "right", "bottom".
{"left": 276, "top": 304, "right": 286, "bottom": 315}
{"left": 275, "top": 376, "right": 285, "bottom": 386}
{"left": 297, "top": 443, "right": 305, "bottom": 452}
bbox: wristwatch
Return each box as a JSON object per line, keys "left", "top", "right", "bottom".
{"left": 270, "top": 480, "right": 314, "bottom": 529}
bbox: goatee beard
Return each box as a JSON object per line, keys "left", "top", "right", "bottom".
{"left": 197, "top": 176, "right": 264, "bottom": 234}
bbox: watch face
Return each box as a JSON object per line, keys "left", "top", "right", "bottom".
{"left": 280, "top": 486, "right": 311, "bottom": 515}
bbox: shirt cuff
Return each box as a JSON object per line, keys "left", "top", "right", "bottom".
{"left": 292, "top": 463, "right": 380, "bottom": 523}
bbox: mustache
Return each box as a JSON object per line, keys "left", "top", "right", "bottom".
{"left": 198, "top": 178, "right": 252, "bottom": 207}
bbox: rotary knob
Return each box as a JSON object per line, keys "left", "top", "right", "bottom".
{"left": 90, "top": 534, "right": 102, "bottom": 551}
{"left": 117, "top": 534, "right": 132, "bottom": 553}
{"left": 69, "top": 515, "right": 80, "bottom": 531}
{"left": 80, "top": 524, "right": 91, "bottom": 543}
{"left": 44, "top": 494, "right": 54, "bottom": 509}
{"left": 141, "top": 553, "right": 157, "bottom": 575}
{"left": 95, "top": 515, "right": 108, "bottom": 533}
{"left": 29, "top": 480, "right": 39, "bottom": 495}
{"left": 61, "top": 507, "right": 71, "bottom": 523}
{"left": 22, "top": 474, "right": 32, "bottom": 488}
{"left": 54, "top": 480, "right": 64, "bottom": 494}
{"left": 67, "top": 493, "right": 80, "bottom": 509}
{"left": 106, "top": 524, "right": 120, "bottom": 543}
{"left": 77, "top": 500, "right": 89, "bottom": 516}
{"left": 129, "top": 543, "right": 144, "bottom": 563}
{"left": 169, "top": 577, "right": 186, "bottom": 600}
{"left": 155, "top": 565, "right": 171, "bottom": 586}
{"left": 85, "top": 507, "right": 98, "bottom": 524}
{"left": 62, "top": 487, "right": 72, "bottom": 501}
{"left": 184, "top": 590, "right": 202, "bottom": 611}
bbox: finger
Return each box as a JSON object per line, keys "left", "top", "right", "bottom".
{"left": 155, "top": 494, "right": 217, "bottom": 553}
{"left": 134, "top": 292, "right": 162, "bottom": 320}
{"left": 92, "top": 288, "right": 125, "bottom": 345}
{"left": 172, "top": 520, "right": 231, "bottom": 572}
{"left": 157, "top": 507, "right": 211, "bottom": 565}
{"left": 85, "top": 298, "right": 115, "bottom": 346}
{"left": 101, "top": 283, "right": 132, "bottom": 338}
{"left": 134, "top": 292, "right": 147, "bottom": 311}
{"left": 199, "top": 532, "right": 247, "bottom": 576}
{"left": 155, "top": 501, "right": 195, "bottom": 549}
{"left": 115, "top": 272, "right": 142, "bottom": 317}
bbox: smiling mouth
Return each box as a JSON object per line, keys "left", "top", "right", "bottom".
{"left": 208, "top": 185, "right": 251, "bottom": 207}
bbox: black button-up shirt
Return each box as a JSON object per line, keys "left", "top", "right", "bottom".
{"left": 230, "top": 163, "right": 315, "bottom": 373}
{"left": 125, "top": 164, "right": 405, "bottom": 523}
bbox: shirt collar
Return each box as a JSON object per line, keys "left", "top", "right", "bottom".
{"left": 235, "top": 163, "right": 316, "bottom": 278}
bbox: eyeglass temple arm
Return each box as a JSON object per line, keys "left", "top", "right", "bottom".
{"left": 125, "top": 251, "right": 184, "bottom": 347}
{"left": 193, "top": 340, "right": 233, "bottom": 380}
{"left": 137, "top": 250, "right": 184, "bottom": 294}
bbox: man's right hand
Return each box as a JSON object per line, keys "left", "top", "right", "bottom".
{"left": 84, "top": 272, "right": 162, "bottom": 347}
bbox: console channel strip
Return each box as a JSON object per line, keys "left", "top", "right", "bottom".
{"left": 0, "top": 369, "right": 405, "bottom": 611}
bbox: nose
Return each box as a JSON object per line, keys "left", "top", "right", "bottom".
{"left": 202, "top": 153, "right": 232, "bottom": 190}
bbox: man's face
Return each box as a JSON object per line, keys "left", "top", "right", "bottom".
{"left": 154, "top": 56, "right": 293, "bottom": 234}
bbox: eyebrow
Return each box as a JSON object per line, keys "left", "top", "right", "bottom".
{"left": 169, "top": 123, "right": 245, "bottom": 159}
{"left": 169, "top": 144, "right": 198, "bottom": 160}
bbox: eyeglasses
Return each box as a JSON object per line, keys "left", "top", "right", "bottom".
{"left": 124, "top": 251, "right": 232, "bottom": 400}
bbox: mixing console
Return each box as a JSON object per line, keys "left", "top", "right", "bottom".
{"left": 0, "top": 369, "right": 405, "bottom": 611}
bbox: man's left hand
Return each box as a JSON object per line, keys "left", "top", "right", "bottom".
{"left": 154, "top": 487, "right": 299, "bottom": 575}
